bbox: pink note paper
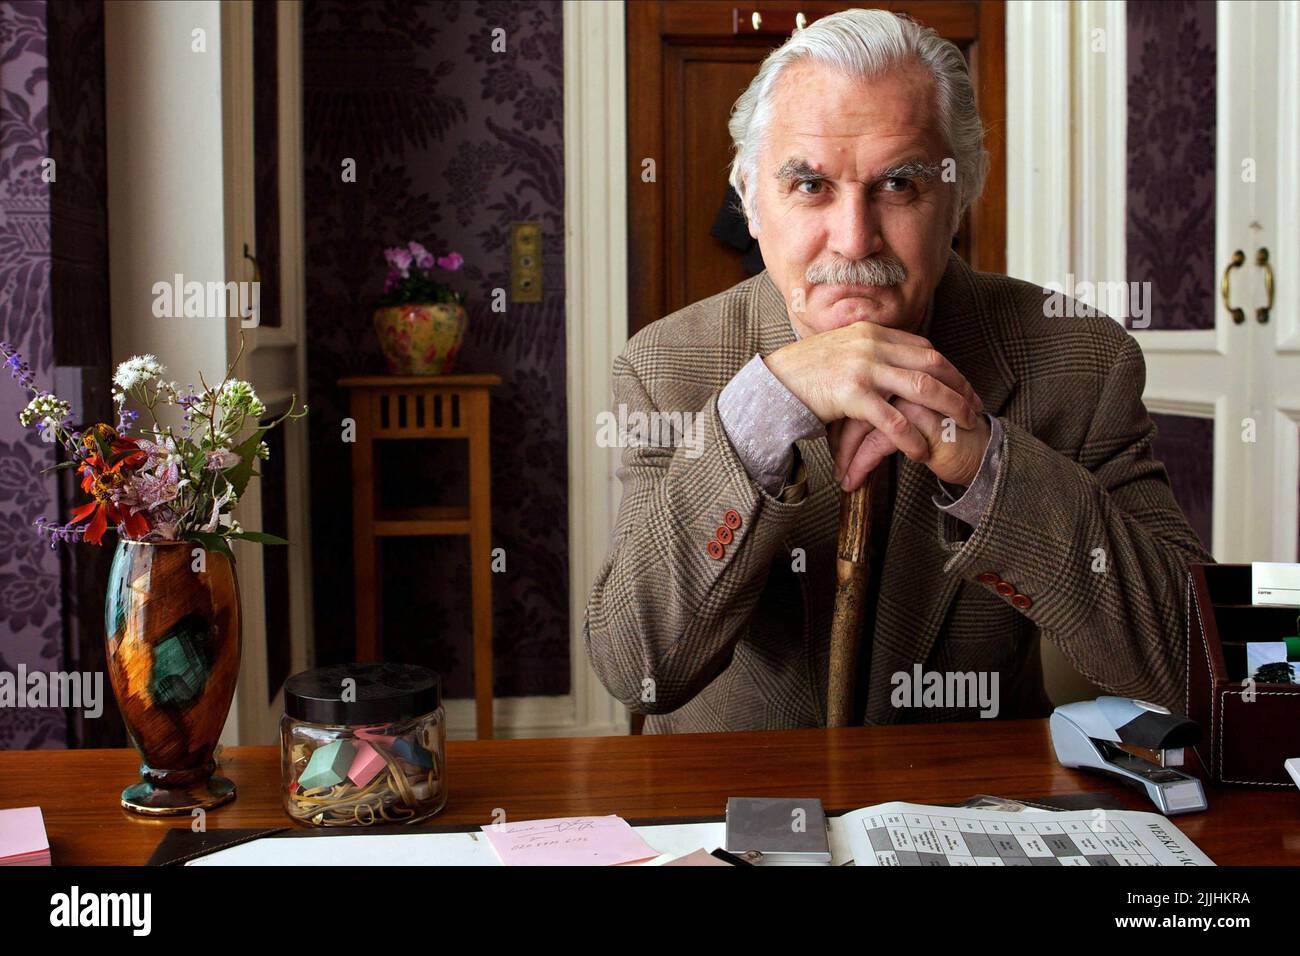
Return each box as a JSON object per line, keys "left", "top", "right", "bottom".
{"left": 0, "top": 806, "right": 49, "bottom": 864}
{"left": 481, "top": 815, "right": 659, "bottom": 866}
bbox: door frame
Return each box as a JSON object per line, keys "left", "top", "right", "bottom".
{"left": 562, "top": 0, "right": 632, "bottom": 736}
{"left": 220, "top": 0, "right": 314, "bottom": 745}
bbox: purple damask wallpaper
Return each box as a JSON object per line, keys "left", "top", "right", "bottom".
{"left": 302, "top": 0, "right": 569, "bottom": 698}
{"left": 1126, "top": 0, "right": 1216, "bottom": 332}
{"left": 1150, "top": 413, "right": 1213, "bottom": 553}
{"left": 0, "top": 0, "right": 65, "bottom": 748}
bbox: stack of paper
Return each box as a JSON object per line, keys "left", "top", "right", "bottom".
{"left": 0, "top": 807, "right": 50, "bottom": 866}
{"left": 480, "top": 815, "right": 660, "bottom": 866}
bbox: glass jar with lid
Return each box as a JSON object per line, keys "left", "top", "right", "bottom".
{"left": 280, "top": 662, "right": 446, "bottom": 827}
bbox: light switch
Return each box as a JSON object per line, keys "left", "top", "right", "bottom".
{"left": 510, "top": 221, "right": 542, "bottom": 303}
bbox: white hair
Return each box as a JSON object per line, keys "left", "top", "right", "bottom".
{"left": 726, "top": 8, "right": 989, "bottom": 233}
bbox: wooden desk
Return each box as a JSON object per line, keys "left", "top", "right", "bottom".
{"left": 2, "top": 719, "right": 1297, "bottom": 865}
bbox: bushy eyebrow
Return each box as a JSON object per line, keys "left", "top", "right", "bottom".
{"left": 774, "top": 158, "right": 827, "bottom": 183}
{"left": 773, "top": 156, "right": 943, "bottom": 185}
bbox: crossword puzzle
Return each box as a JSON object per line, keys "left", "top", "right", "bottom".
{"left": 858, "top": 809, "right": 1161, "bottom": 866}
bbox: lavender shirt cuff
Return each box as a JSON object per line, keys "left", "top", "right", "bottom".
{"left": 932, "top": 414, "right": 1003, "bottom": 527}
{"left": 718, "top": 354, "right": 826, "bottom": 497}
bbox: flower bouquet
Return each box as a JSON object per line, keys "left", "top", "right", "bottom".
{"left": 2, "top": 342, "right": 303, "bottom": 555}
{"left": 372, "top": 240, "right": 468, "bottom": 375}
{"left": 1, "top": 339, "right": 305, "bottom": 815}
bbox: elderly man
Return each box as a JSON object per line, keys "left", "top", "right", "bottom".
{"left": 585, "top": 9, "right": 1210, "bottom": 733}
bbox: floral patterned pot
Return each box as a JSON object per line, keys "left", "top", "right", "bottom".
{"left": 373, "top": 303, "right": 467, "bottom": 375}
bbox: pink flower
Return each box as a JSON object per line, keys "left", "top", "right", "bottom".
{"left": 384, "top": 246, "right": 413, "bottom": 276}
{"left": 408, "top": 241, "right": 435, "bottom": 270}
{"left": 383, "top": 269, "right": 400, "bottom": 293}
{"left": 436, "top": 251, "right": 464, "bottom": 271}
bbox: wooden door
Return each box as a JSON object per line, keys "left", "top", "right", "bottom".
{"left": 626, "top": 0, "right": 1006, "bottom": 337}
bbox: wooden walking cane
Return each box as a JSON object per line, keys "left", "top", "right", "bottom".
{"left": 826, "top": 465, "right": 889, "bottom": 727}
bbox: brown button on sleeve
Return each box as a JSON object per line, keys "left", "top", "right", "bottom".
{"left": 715, "top": 525, "right": 733, "bottom": 545}
{"left": 995, "top": 581, "right": 1015, "bottom": 597}
{"left": 723, "top": 509, "right": 742, "bottom": 530}
{"left": 706, "top": 539, "right": 725, "bottom": 560}
{"left": 976, "top": 572, "right": 1000, "bottom": 585}
{"left": 1011, "top": 593, "right": 1032, "bottom": 610}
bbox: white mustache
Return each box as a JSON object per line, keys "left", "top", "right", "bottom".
{"left": 806, "top": 256, "right": 907, "bottom": 287}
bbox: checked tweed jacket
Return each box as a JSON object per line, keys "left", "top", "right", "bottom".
{"left": 584, "top": 251, "right": 1213, "bottom": 733}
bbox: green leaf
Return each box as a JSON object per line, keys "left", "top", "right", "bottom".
{"left": 227, "top": 530, "right": 288, "bottom": 545}
{"left": 185, "top": 531, "right": 235, "bottom": 561}
{"left": 91, "top": 428, "right": 113, "bottom": 464}
{"left": 40, "top": 460, "right": 80, "bottom": 474}
{"left": 223, "top": 427, "right": 267, "bottom": 498}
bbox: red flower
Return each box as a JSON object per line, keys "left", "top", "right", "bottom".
{"left": 70, "top": 424, "right": 149, "bottom": 545}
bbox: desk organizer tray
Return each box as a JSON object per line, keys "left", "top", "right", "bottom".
{"left": 1186, "top": 563, "right": 1300, "bottom": 787}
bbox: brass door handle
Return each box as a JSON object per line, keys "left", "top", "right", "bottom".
{"left": 1221, "top": 249, "right": 1245, "bottom": 324}
{"left": 1256, "top": 247, "right": 1274, "bottom": 324}
{"left": 243, "top": 242, "right": 262, "bottom": 283}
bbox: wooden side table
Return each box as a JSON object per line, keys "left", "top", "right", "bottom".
{"left": 339, "top": 374, "right": 502, "bottom": 738}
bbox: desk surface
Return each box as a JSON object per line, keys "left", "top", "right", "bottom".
{"left": 2, "top": 719, "right": 1297, "bottom": 865}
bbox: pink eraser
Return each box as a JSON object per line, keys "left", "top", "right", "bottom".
{"left": 353, "top": 727, "right": 398, "bottom": 747}
{"left": 347, "top": 740, "right": 386, "bottom": 787}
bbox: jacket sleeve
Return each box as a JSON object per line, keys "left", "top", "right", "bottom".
{"left": 583, "top": 347, "right": 813, "bottom": 714}
{"left": 939, "top": 331, "right": 1213, "bottom": 712}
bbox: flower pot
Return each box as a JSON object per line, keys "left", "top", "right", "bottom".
{"left": 373, "top": 302, "right": 467, "bottom": 375}
{"left": 105, "top": 540, "right": 241, "bottom": 815}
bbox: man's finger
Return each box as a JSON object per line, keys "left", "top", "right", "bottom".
{"left": 841, "top": 427, "right": 898, "bottom": 491}
{"left": 831, "top": 418, "right": 873, "bottom": 480}
{"left": 872, "top": 341, "right": 983, "bottom": 413}
{"left": 870, "top": 364, "right": 979, "bottom": 429}
{"left": 840, "top": 390, "right": 928, "bottom": 466}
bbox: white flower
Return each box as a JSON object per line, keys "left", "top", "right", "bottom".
{"left": 113, "top": 355, "right": 165, "bottom": 392}
{"left": 217, "top": 379, "right": 265, "bottom": 419}
{"left": 18, "top": 393, "right": 71, "bottom": 429}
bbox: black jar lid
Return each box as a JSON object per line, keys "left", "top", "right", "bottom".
{"left": 284, "top": 663, "right": 441, "bottom": 725}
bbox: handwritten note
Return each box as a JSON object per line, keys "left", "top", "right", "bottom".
{"left": 481, "top": 815, "right": 660, "bottom": 866}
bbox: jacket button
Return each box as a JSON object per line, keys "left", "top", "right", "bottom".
{"left": 976, "top": 572, "right": 1000, "bottom": 585}
{"left": 723, "top": 509, "right": 742, "bottom": 530}
{"left": 715, "top": 525, "right": 733, "bottom": 545}
{"left": 995, "top": 581, "right": 1015, "bottom": 597}
{"left": 1011, "top": 593, "right": 1032, "bottom": 610}
{"left": 706, "top": 539, "right": 725, "bottom": 560}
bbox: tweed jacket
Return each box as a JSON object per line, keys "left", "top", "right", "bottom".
{"left": 584, "top": 251, "right": 1213, "bottom": 733}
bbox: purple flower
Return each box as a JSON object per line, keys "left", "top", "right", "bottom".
{"left": 436, "top": 251, "right": 464, "bottom": 271}
{"left": 383, "top": 269, "right": 401, "bottom": 293}
{"left": 408, "top": 241, "right": 435, "bottom": 270}
{"left": 33, "top": 515, "right": 87, "bottom": 549}
{"left": 384, "top": 246, "right": 413, "bottom": 276}
{"left": 1, "top": 342, "right": 36, "bottom": 391}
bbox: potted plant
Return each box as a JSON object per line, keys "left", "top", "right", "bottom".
{"left": 1, "top": 339, "right": 305, "bottom": 814}
{"left": 373, "top": 240, "right": 467, "bottom": 375}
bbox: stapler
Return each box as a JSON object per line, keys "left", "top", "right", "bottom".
{"left": 1050, "top": 696, "right": 1208, "bottom": 815}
